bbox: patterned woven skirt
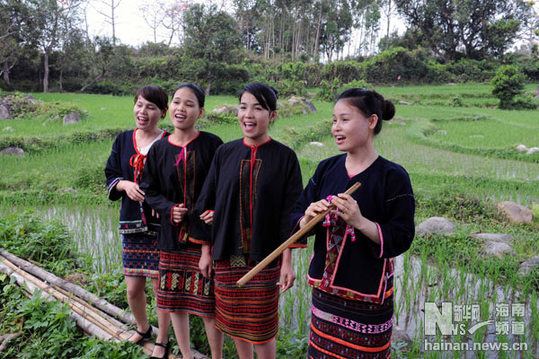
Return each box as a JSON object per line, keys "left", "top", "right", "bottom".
{"left": 309, "top": 288, "right": 393, "bottom": 359}
{"left": 214, "top": 256, "right": 280, "bottom": 344}
{"left": 156, "top": 248, "right": 215, "bottom": 317}
{"left": 122, "top": 233, "right": 159, "bottom": 278}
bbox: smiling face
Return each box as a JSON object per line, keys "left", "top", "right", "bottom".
{"left": 133, "top": 96, "right": 165, "bottom": 131}
{"left": 238, "top": 92, "right": 276, "bottom": 146}
{"left": 168, "top": 87, "right": 204, "bottom": 131}
{"left": 332, "top": 99, "right": 378, "bottom": 153}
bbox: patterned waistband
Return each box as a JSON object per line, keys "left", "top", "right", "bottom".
{"left": 311, "top": 305, "right": 393, "bottom": 334}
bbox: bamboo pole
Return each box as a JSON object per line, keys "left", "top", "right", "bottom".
{"left": 237, "top": 182, "right": 361, "bottom": 287}
{"left": 0, "top": 250, "right": 209, "bottom": 359}
{"left": 0, "top": 249, "right": 135, "bottom": 325}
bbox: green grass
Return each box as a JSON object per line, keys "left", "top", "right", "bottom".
{"left": 1, "top": 83, "right": 538, "bottom": 357}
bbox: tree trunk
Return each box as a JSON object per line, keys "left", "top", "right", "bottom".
{"left": 111, "top": 0, "right": 116, "bottom": 45}
{"left": 314, "top": 6, "right": 322, "bottom": 62}
{"left": 205, "top": 78, "right": 211, "bottom": 96}
{"left": 2, "top": 61, "right": 10, "bottom": 85}
{"left": 385, "top": 0, "right": 391, "bottom": 50}
{"left": 79, "top": 69, "right": 105, "bottom": 92}
{"left": 43, "top": 51, "right": 50, "bottom": 92}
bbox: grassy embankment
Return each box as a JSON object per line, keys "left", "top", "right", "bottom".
{"left": 0, "top": 83, "right": 537, "bottom": 358}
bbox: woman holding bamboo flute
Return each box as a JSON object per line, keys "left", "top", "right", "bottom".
{"left": 194, "top": 82, "right": 303, "bottom": 359}
{"left": 291, "top": 88, "right": 415, "bottom": 358}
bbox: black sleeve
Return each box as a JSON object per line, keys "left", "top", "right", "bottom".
{"left": 279, "top": 151, "right": 303, "bottom": 246}
{"left": 191, "top": 148, "right": 221, "bottom": 244}
{"left": 104, "top": 135, "right": 123, "bottom": 201}
{"left": 289, "top": 161, "right": 324, "bottom": 246}
{"left": 140, "top": 145, "right": 177, "bottom": 224}
{"left": 364, "top": 168, "right": 415, "bottom": 259}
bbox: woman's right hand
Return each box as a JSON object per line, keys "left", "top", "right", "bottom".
{"left": 199, "top": 245, "right": 212, "bottom": 278}
{"left": 117, "top": 180, "right": 145, "bottom": 202}
{"left": 199, "top": 210, "right": 214, "bottom": 225}
{"left": 300, "top": 199, "right": 331, "bottom": 228}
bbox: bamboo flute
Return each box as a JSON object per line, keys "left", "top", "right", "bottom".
{"left": 237, "top": 182, "right": 361, "bottom": 287}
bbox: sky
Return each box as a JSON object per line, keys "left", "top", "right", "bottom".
{"left": 85, "top": 0, "right": 232, "bottom": 46}
{"left": 85, "top": 0, "right": 537, "bottom": 53}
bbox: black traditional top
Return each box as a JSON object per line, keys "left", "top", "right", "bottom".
{"left": 104, "top": 129, "right": 167, "bottom": 234}
{"left": 140, "top": 131, "right": 223, "bottom": 251}
{"left": 194, "top": 138, "right": 303, "bottom": 262}
{"left": 291, "top": 155, "right": 415, "bottom": 304}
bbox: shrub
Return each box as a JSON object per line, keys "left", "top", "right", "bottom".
{"left": 491, "top": 65, "right": 527, "bottom": 109}
{"left": 339, "top": 79, "right": 373, "bottom": 94}
{"left": 320, "top": 61, "right": 362, "bottom": 84}
{"left": 316, "top": 78, "right": 340, "bottom": 102}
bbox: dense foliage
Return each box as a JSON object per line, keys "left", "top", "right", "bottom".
{"left": 1, "top": 0, "right": 538, "bottom": 95}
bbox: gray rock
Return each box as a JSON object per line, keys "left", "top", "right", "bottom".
{"left": 2, "top": 126, "right": 13, "bottom": 132}
{"left": 515, "top": 144, "right": 528, "bottom": 152}
{"left": 212, "top": 105, "right": 238, "bottom": 116}
{"left": 416, "top": 217, "right": 455, "bottom": 236}
{"left": 497, "top": 201, "right": 533, "bottom": 224}
{"left": 303, "top": 98, "right": 317, "bottom": 113}
{"left": 518, "top": 255, "right": 539, "bottom": 276}
{"left": 63, "top": 112, "right": 82, "bottom": 125}
{"left": 287, "top": 96, "right": 317, "bottom": 113}
{"left": 399, "top": 100, "right": 411, "bottom": 105}
{"left": 24, "top": 94, "right": 36, "bottom": 103}
{"left": 470, "top": 233, "right": 513, "bottom": 244}
{"left": 483, "top": 240, "right": 515, "bottom": 257}
{"left": 0, "top": 147, "right": 24, "bottom": 156}
{"left": 0, "top": 104, "right": 10, "bottom": 119}
{"left": 392, "top": 325, "right": 412, "bottom": 348}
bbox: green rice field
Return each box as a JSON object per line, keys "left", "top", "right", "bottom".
{"left": 0, "top": 83, "right": 537, "bottom": 358}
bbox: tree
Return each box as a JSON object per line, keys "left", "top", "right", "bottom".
{"left": 92, "top": 0, "right": 122, "bottom": 45}
{"left": 0, "top": 0, "right": 34, "bottom": 86}
{"left": 491, "top": 65, "right": 527, "bottom": 109}
{"left": 28, "top": 0, "right": 84, "bottom": 92}
{"left": 394, "top": 0, "right": 529, "bottom": 62}
{"left": 319, "top": 0, "right": 353, "bottom": 62}
{"left": 182, "top": 3, "right": 243, "bottom": 94}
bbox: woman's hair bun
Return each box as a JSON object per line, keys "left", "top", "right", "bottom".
{"left": 382, "top": 99, "right": 395, "bottom": 121}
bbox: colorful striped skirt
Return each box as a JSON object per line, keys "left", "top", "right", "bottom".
{"left": 214, "top": 256, "right": 280, "bottom": 344}
{"left": 309, "top": 288, "right": 393, "bottom": 359}
{"left": 122, "top": 233, "right": 159, "bottom": 278}
{"left": 156, "top": 248, "right": 215, "bottom": 317}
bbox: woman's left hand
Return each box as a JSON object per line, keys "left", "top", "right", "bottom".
{"left": 277, "top": 261, "right": 296, "bottom": 294}
{"left": 331, "top": 193, "right": 362, "bottom": 228}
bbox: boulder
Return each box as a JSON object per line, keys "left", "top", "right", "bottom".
{"left": 392, "top": 325, "right": 412, "bottom": 348}
{"left": 63, "top": 112, "right": 82, "bottom": 125}
{"left": 24, "top": 94, "right": 37, "bottom": 103}
{"left": 497, "top": 201, "right": 533, "bottom": 224}
{"left": 309, "top": 141, "right": 325, "bottom": 147}
{"left": 518, "top": 255, "right": 539, "bottom": 276}
{"left": 470, "top": 233, "right": 513, "bottom": 244}
{"left": 212, "top": 105, "right": 238, "bottom": 116}
{"left": 416, "top": 217, "right": 455, "bottom": 236}
{"left": 2, "top": 126, "right": 13, "bottom": 132}
{"left": 483, "top": 241, "right": 515, "bottom": 258}
{"left": 286, "top": 96, "right": 317, "bottom": 113}
{"left": 0, "top": 104, "right": 10, "bottom": 120}
{"left": 515, "top": 144, "right": 528, "bottom": 152}
{"left": 0, "top": 147, "right": 24, "bottom": 156}
{"left": 526, "top": 147, "right": 539, "bottom": 155}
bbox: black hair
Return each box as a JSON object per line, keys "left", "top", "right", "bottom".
{"left": 238, "top": 82, "right": 278, "bottom": 112}
{"left": 134, "top": 86, "right": 168, "bottom": 112}
{"left": 174, "top": 83, "right": 206, "bottom": 108}
{"left": 336, "top": 88, "right": 395, "bottom": 135}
